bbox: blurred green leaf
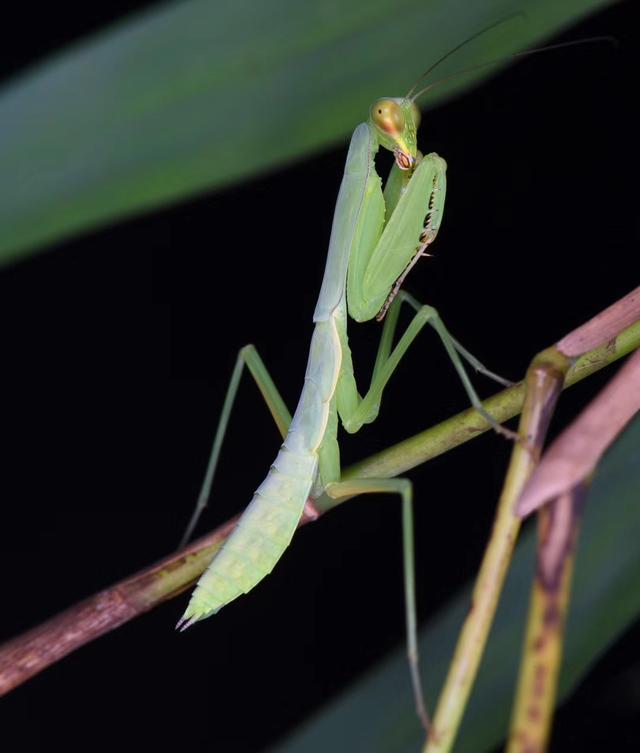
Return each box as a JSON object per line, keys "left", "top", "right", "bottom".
{"left": 0, "top": 0, "right": 609, "bottom": 265}
{"left": 271, "top": 415, "right": 640, "bottom": 753}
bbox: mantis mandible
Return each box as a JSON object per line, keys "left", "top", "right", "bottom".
{"left": 177, "top": 69, "right": 513, "bottom": 729}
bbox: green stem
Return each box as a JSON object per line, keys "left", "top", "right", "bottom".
{"left": 505, "top": 483, "right": 585, "bottom": 753}
{"left": 423, "top": 346, "right": 570, "bottom": 753}
{"left": 316, "top": 320, "right": 640, "bottom": 513}
{"left": 0, "top": 322, "right": 638, "bottom": 697}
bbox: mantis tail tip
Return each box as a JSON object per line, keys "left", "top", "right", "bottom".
{"left": 176, "top": 614, "right": 199, "bottom": 632}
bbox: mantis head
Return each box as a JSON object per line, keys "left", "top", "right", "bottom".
{"left": 369, "top": 97, "right": 421, "bottom": 171}
{"left": 367, "top": 27, "right": 606, "bottom": 173}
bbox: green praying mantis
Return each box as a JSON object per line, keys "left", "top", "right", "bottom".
{"left": 175, "top": 51, "right": 517, "bottom": 731}
{"left": 176, "top": 29, "right": 604, "bottom": 732}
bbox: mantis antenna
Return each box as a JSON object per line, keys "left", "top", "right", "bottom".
{"left": 410, "top": 35, "right": 616, "bottom": 104}
{"left": 405, "top": 14, "right": 524, "bottom": 99}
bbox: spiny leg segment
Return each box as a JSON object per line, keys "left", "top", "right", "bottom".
{"left": 376, "top": 161, "right": 445, "bottom": 322}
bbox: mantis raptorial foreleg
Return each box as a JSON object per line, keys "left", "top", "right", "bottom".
{"left": 180, "top": 344, "right": 292, "bottom": 546}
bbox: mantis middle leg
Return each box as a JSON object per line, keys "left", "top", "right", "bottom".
{"left": 338, "top": 291, "right": 516, "bottom": 438}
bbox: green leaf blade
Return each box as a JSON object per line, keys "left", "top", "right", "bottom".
{"left": 0, "top": 0, "right": 609, "bottom": 264}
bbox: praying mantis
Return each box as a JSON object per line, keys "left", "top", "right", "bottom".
{"left": 176, "top": 56, "right": 516, "bottom": 727}
{"left": 169, "top": 23, "right": 621, "bottom": 740}
{"left": 175, "top": 28, "right": 610, "bottom": 731}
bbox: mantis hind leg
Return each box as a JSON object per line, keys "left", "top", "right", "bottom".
{"left": 325, "top": 477, "right": 430, "bottom": 736}
{"left": 179, "top": 344, "right": 292, "bottom": 547}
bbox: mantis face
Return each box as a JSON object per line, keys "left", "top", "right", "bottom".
{"left": 369, "top": 97, "right": 421, "bottom": 170}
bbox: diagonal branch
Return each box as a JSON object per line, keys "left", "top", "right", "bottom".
{"left": 0, "top": 309, "right": 638, "bottom": 698}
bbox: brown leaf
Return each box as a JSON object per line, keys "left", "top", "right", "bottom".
{"left": 557, "top": 286, "right": 640, "bottom": 357}
{"left": 516, "top": 348, "right": 640, "bottom": 517}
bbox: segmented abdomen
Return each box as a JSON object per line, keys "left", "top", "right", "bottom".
{"left": 181, "top": 447, "right": 317, "bottom": 624}
{"left": 180, "top": 319, "right": 342, "bottom": 626}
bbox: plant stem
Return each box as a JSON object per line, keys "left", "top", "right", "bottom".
{"left": 421, "top": 288, "right": 640, "bottom": 752}
{"left": 0, "top": 321, "right": 638, "bottom": 697}
{"left": 318, "top": 318, "right": 640, "bottom": 508}
{"left": 423, "top": 347, "right": 570, "bottom": 753}
{"left": 506, "top": 483, "right": 586, "bottom": 753}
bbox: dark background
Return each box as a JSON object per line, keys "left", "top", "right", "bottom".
{"left": 0, "top": 2, "right": 638, "bottom": 751}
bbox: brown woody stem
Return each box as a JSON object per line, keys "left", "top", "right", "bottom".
{"left": 1, "top": 313, "right": 638, "bottom": 698}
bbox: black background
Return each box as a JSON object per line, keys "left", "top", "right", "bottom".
{"left": 1, "top": 2, "right": 639, "bottom": 752}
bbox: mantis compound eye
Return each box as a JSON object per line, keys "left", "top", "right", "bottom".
{"left": 371, "top": 99, "right": 405, "bottom": 136}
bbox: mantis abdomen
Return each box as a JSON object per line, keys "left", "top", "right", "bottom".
{"left": 180, "top": 320, "right": 342, "bottom": 626}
